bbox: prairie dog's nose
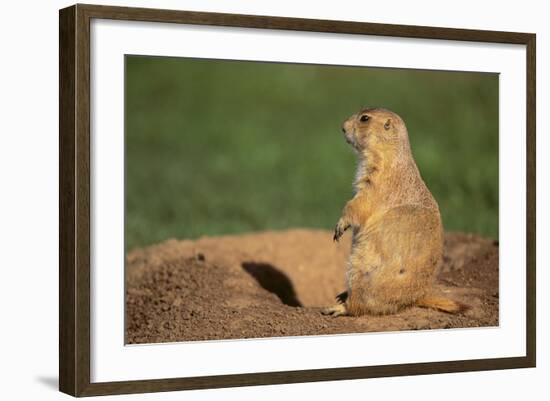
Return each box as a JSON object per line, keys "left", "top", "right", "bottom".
{"left": 342, "top": 119, "right": 353, "bottom": 134}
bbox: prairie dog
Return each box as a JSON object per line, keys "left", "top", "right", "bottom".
{"left": 323, "top": 108, "right": 465, "bottom": 317}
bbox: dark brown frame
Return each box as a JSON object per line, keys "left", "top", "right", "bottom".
{"left": 59, "top": 3, "right": 536, "bottom": 397}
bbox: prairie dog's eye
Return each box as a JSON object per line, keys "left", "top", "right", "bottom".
{"left": 360, "top": 115, "right": 370, "bottom": 122}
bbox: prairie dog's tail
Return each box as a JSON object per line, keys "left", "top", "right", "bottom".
{"left": 415, "top": 295, "right": 468, "bottom": 314}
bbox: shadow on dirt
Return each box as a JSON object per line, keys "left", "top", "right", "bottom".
{"left": 242, "top": 261, "right": 302, "bottom": 307}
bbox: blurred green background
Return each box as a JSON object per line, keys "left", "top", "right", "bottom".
{"left": 125, "top": 56, "right": 498, "bottom": 250}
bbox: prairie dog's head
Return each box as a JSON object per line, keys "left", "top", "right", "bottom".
{"left": 341, "top": 108, "right": 409, "bottom": 155}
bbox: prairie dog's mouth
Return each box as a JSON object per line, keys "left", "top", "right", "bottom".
{"left": 344, "top": 132, "right": 359, "bottom": 150}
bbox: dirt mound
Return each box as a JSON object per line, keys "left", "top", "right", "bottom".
{"left": 126, "top": 229, "right": 498, "bottom": 344}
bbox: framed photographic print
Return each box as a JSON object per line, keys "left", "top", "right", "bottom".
{"left": 59, "top": 3, "right": 536, "bottom": 397}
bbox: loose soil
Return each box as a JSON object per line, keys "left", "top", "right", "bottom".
{"left": 126, "top": 229, "right": 498, "bottom": 344}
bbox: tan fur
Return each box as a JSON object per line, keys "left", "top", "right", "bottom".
{"left": 415, "top": 295, "right": 468, "bottom": 314}
{"left": 323, "top": 107, "right": 465, "bottom": 317}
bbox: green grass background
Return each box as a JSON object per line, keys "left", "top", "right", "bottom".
{"left": 125, "top": 56, "right": 498, "bottom": 250}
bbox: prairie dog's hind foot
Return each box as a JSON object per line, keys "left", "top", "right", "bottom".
{"left": 321, "top": 303, "right": 348, "bottom": 317}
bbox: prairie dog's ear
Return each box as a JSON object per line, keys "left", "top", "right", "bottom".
{"left": 384, "top": 119, "right": 391, "bottom": 130}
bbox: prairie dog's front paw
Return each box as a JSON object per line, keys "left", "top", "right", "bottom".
{"left": 333, "top": 219, "right": 350, "bottom": 242}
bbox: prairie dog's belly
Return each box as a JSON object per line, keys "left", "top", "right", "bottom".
{"left": 348, "top": 205, "right": 443, "bottom": 291}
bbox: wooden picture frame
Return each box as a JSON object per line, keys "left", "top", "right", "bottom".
{"left": 59, "top": 3, "right": 536, "bottom": 397}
